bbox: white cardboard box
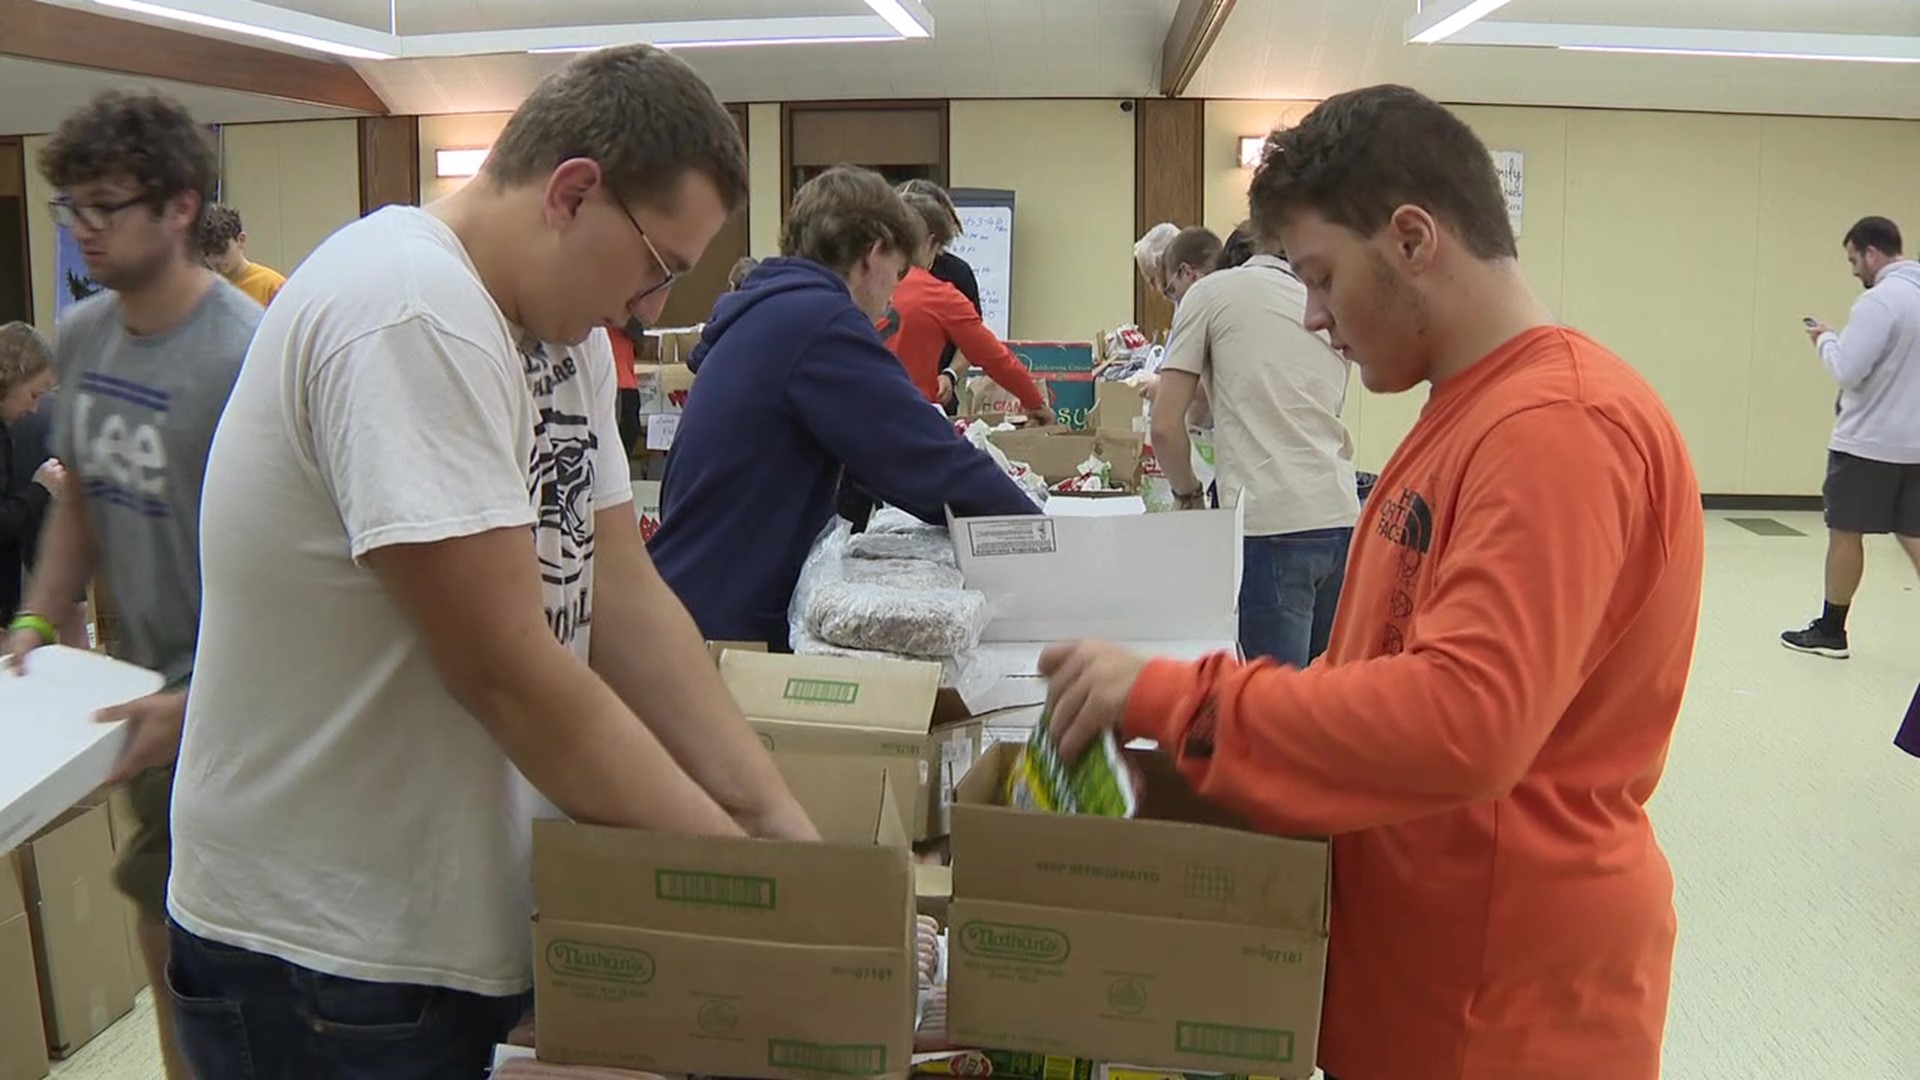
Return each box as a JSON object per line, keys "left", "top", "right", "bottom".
{"left": 0, "top": 647, "right": 163, "bottom": 853}
{"left": 948, "top": 505, "right": 1244, "bottom": 712}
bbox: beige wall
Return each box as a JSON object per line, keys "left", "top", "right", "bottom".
{"left": 219, "top": 119, "right": 359, "bottom": 276}
{"left": 25, "top": 120, "right": 359, "bottom": 333}
{"left": 948, "top": 99, "right": 1135, "bottom": 342}
{"left": 417, "top": 112, "right": 512, "bottom": 204}
{"left": 1203, "top": 99, "right": 1920, "bottom": 493}
{"left": 747, "top": 102, "right": 782, "bottom": 258}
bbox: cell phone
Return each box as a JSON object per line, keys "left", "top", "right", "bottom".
{"left": 1803, "top": 317, "right": 1820, "bottom": 328}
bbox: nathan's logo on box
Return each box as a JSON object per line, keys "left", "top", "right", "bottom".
{"left": 960, "top": 921, "right": 1071, "bottom": 964}
{"left": 656, "top": 869, "right": 778, "bottom": 910}
{"left": 783, "top": 677, "right": 860, "bottom": 706}
{"left": 545, "top": 941, "right": 655, "bottom": 985}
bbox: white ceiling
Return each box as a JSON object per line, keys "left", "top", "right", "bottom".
{"left": 7, "top": 0, "right": 1920, "bottom": 129}
{"left": 0, "top": 55, "right": 362, "bottom": 136}
{"left": 355, "top": 0, "right": 1182, "bottom": 114}
{"left": 1187, "top": 0, "right": 1920, "bottom": 118}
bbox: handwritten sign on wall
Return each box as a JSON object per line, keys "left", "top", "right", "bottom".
{"left": 948, "top": 189, "right": 1017, "bottom": 340}
{"left": 1491, "top": 150, "right": 1524, "bottom": 238}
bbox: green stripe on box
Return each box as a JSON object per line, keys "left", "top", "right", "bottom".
{"left": 767, "top": 1041, "right": 888, "bottom": 1075}
{"left": 783, "top": 677, "right": 860, "bottom": 706}
{"left": 655, "top": 870, "right": 776, "bottom": 910}
{"left": 1173, "top": 1022, "right": 1294, "bottom": 1064}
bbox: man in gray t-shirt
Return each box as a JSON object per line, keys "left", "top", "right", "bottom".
{"left": 4, "top": 90, "right": 253, "bottom": 1080}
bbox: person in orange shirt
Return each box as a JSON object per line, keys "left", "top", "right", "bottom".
{"left": 196, "top": 203, "right": 287, "bottom": 307}
{"left": 881, "top": 192, "right": 1051, "bottom": 427}
{"left": 1043, "top": 85, "right": 1704, "bottom": 1080}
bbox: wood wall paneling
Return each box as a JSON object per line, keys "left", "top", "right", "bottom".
{"left": 0, "top": 137, "right": 28, "bottom": 325}
{"left": 1133, "top": 98, "right": 1204, "bottom": 339}
{"left": 780, "top": 101, "right": 950, "bottom": 217}
{"left": 0, "top": 0, "right": 387, "bottom": 114}
{"left": 358, "top": 116, "right": 420, "bottom": 215}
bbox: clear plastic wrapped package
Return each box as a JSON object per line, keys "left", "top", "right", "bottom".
{"left": 845, "top": 529, "right": 960, "bottom": 566}
{"left": 806, "top": 581, "right": 989, "bottom": 659}
{"left": 841, "top": 557, "right": 966, "bottom": 592}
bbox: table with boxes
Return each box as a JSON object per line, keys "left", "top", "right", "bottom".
{"left": 1, "top": 356, "right": 1330, "bottom": 1080}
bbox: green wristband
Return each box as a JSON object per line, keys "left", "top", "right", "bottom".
{"left": 8, "top": 613, "right": 57, "bottom": 646}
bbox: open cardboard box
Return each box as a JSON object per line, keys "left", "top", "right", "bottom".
{"left": 719, "top": 651, "right": 983, "bottom": 843}
{"left": 946, "top": 744, "right": 1329, "bottom": 1078}
{"left": 946, "top": 504, "right": 1243, "bottom": 713}
{"left": 988, "top": 429, "right": 1144, "bottom": 493}
{"left": 532, "top": 757, "right": 914, "bottom": 1080}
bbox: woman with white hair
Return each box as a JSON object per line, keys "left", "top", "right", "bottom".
{"left": 1134, "top": 222, "right": 1181, "bottom": 297}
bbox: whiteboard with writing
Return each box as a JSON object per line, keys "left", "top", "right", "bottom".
{"left": 1491, "top": 150, "right": 1524, "bottom": 237}
{"left": 947, "top": 189, "right": 1016, "bottom": 340}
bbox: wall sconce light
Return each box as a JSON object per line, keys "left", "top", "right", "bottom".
{"left": 1238, "top": 136, "right": 1265, "bottom": 170}
{"left": 435, "top": 147, "right": 490, "bottom": 179}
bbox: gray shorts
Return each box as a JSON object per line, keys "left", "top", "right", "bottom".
{"left": 1824, "top": 451, "right": 1920, "bottom": 536}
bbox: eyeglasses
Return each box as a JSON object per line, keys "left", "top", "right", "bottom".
{"left": 49, "top": 194, "right": 146, "bottom": 232}
{"left": 610, "top": 196, "right": 678, "bottom": 304}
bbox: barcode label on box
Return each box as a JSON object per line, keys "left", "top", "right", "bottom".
{"left": 655, "top": 870, "right": 776, "bottom": 910}
{"left": 1173, "top": 1022, "right": 1294, "bottom": 1064}
{"left": 767, "top": 1041, "right": 888, "bottom": 1075}
{"left": 968, "top": 519, "right": 1056, "bottom": 557}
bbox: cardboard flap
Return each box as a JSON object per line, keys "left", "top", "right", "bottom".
{"left": 533, "top": 820, "right": 910, "bottom": 950}
{"left": 721, "top": 651, "right": 943, "bottom": 734}
{"left": 772, "top": 756, "right": 909, "bottom": 849}
{"left": 988, "top": 430, "right": 1143, "bottom": 486}
{"left": 949, "top": 505, "right": 1243, "bottom": 644}
{"left": 951, "top": 745, "right": 1329, "bottom": 936}
{"left": 0, "top": 859, "right": 23, "bottom": 924}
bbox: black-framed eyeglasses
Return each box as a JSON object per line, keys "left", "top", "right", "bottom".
{"left": 49, "top": 194, "right": 146, "bottom": 232}
{"left": 610, "top": 197, "right": 678, "bottom": 303}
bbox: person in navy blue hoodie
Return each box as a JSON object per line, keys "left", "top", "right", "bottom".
{"left": 650, "top": 166, "right": 1038, "bottom": 649}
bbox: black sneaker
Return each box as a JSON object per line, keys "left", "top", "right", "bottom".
{"left": 1781, "top": 621, "right": 1850, "bottom": 659}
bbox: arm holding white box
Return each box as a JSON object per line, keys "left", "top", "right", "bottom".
{"left": 4, "top": 481, "right": 95, "bottom": 671}
{"left": 587, "top": 505, "right": 819, "bottom": 842}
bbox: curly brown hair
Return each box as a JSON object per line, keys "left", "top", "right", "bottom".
{"left": 0, "top": 322, "right": 54, "bottom": 400}
{"left": 781, "top": 167, "right": 925, "bottom": 276}
{"left": 196, "top": 203, "right": 244, "bottom": 257}
{"left": 485, "top": 44, "right": 747, "bottom": 214}
{"left": 38, "top": 91, "right": 217, "bottom": 228}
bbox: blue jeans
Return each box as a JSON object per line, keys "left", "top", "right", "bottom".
{"left": 167, "top": 923, "right": 530, "bottom": 1079}
{"left": 1239, "top": 528, "right": 1352, "bottom": 668}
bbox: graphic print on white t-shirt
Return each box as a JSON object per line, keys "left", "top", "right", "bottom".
{"left": 521, "top": 341, "right": 602, "bottom": 649}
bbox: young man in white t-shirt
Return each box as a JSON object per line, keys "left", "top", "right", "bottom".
{"left": 1152, "top": 229, "right": 1360, "bottom": 669}
{"left": 164, "top": 46, "right": 817, "bottom": 1076}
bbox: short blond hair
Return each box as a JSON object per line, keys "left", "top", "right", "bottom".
{"left": 1133, "top": 222, "right": 1180, "bottom": 286}
{"left": 0, "top": 322, "right": 53, "bottom": 399}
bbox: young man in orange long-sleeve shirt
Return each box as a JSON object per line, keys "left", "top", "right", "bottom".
{"left": 1043, "top": 85, "right": 1704, "bottom": 1080}
{"left": 881, "top": 192, "right": 1052, "bottom": 427}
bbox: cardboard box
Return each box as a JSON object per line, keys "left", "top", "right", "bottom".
{"left": 633, "top": 363, "right": 696, "bottom": 417}
{"left": 0, "top": 863, "right": 49, "bottom": 1080}
{"left": 706, "top": 641, "right": 769, "bottom": 664}
{"left": 103, "top": 789, "right": 147, "bottom": 994}
{"left": 914, "top": 862, "right": 952, "bottom": 925}
{"left": 720, "top": 651, "right": 983, "bottom": 842}
{"left": 1088, "top": 381, "right": 1147, "bottom": 437}
{"left": 632, "top": 480, "right": 663, "bottom": 542}
{"left": 532, "top": 758, "right": 915, "bottom": 1079}
{"left": 14, "top": 804, "right": 136, "bottom": 1057}
{"left": 947, "top": 744, "right": 1329, "bottom": 1078}
{"left": 0, "top": 646, "right": 163, "bottom": 853}
{"left": 946, "top": 505, "right": 1243, "bottom": 712}
{"left": 987, "top": 429, "right": 1144, "bottom": 491}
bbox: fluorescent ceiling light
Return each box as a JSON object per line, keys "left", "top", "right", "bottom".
{"left": 434, "top": 147, "right": 489, "bottom": 178}
{"left": 1407, "top": 0, "right": 1516, "bottom": 46}
{"left": 91, "top": 0, "right": 394, "bottom": 59}
{"left": 865, "top": 0, "right": 934, "bottom": 40}
{"left": 1560, "top": 44, "right": 1920, "bottom": 65}
{"left": 530, "top": 35, "right": 897, "bottom": 56}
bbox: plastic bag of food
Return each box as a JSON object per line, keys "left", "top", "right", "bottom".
{"left": 806, "top": 580, "right": 989, "bottom": 658}
{"left": 841, "top": 557, "right": 966, "bottom": 592}
{"left": 1006, "top": 704, "right": 1138, "bottom": 818}
{"left": 846, "top": 528, "right": 960, "bottom": 566}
